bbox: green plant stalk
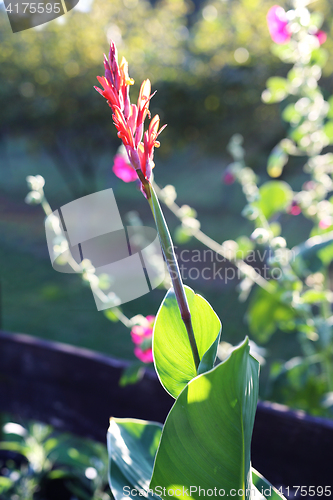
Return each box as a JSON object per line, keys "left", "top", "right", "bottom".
{"left": 137, "top": 170, "right": 200, "bottom": 370}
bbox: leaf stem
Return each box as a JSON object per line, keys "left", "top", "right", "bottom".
{"left": 137, "top": 171, "right": 200, "bottom": 370}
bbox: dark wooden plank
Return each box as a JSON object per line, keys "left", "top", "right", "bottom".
{"left": 252, "top": 401, "right": 333, "bottom": 489}
{"left": 1, "top": 330, "right": 333, "bottom": 490}
{"left": 0, "top": 330, "right": 173, "bottom": 441}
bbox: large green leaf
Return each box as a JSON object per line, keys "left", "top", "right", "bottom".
{"left": 150, "top": 339, "right": 259, "bottom": 500}
{"left": 153, "top": 286, "right": 221, "bottom": 398}
{"left": 107, "top": 420, "right": 286, "bottom": 500}
{"left": 107, "top": 418, "right": 162, "bottom": 500}
{"left": 252, "top": 469, "right": 287, "bottom": 499}
{"left": 257, "top": 181, "right": 293, "bottom": 220}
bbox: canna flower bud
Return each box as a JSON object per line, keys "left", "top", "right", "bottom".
{"left": 95, "top": 41, "right": 166, "bottom": 186}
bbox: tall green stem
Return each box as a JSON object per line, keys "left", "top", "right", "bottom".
{"left": 137, "top": 170, "right": 200, "bottom": 370}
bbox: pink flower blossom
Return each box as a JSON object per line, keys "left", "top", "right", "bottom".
{"left": 223, "top": 171, "right": 235, "bottom": 185}
{"left": 112, "top": 154, "right": 138, "bottom": 182}
{"left": 267, "top": 6, "right": 291, "bottom": 44}
{"left": 130, "top": 315, "right": 155, "bottom": 364}
{"left": 319, "top": 217, "right": 332, "bottom": 230}
{"left": 315, "top": 30, "right": 327, "bottom": 45}
{"left": 134, "top": 346, "right": 153, "bottom": 363}
{"left": 289, "top": 201, "right": 301, "bottom": 216}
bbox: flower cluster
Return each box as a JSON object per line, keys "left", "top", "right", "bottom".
{"left": 267, "top": 5, "right": 326, "bottom": 45}
{"left": 95, "top": 42, "right": 166, "bottom": 184}
{"left": 267, "top": 5, "right": 291, "bottom": 44}
{"left": 130, "top": 316, "right": 155, "bottom": 363}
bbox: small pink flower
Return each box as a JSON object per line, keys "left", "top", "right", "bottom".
{"left": 302, "top": 181, "right": 316, "bottom": 191}
{"left": 134, "top": 346, "right": 153, "bottom": 363}
{"left": 223, "top": 171, "right": 235, "bottom": 185}
{"left": 130, "top": 324, "right": 152, "bottom": 344}
{"left": 315, "top": 30, "right": 327, "bottom": 45}
{"left": 112, "top": 154, "right": 138, "bottom": 182}
{"left": 289, "top": 201, "right": 301, "bottom": 216}
{"left": 267, "top": 6, "right": 291, "bottom": 44}
{"left": 130, "top": 315, "right": 155, "bottom": 364}
{"left": 319, "top": 217, "right": 332, "bottom": 230}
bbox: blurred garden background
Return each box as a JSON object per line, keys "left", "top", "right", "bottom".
{"left": 1, "top": 0, "right": 333, "bottom": 414}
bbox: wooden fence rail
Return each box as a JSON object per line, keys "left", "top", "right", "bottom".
{"left": 0, "top": 330, "right": 332, "bottom": 490}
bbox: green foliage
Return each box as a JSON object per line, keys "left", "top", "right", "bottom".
{"left": 266, "top": 145, "right": 289, "bottom": 178}
{"left": 252, "top": 469, "right": 287, "bottom": 500}
{"left": 292, "top": 231, "right": 333, "bottom": 276}
{"left": 235, "top": 236, "right": 255, "bottom": 259}
{"left": 268, "top": 359, "right": 329, "bottom": 416}
{"left": 262, "top": 77, "right": 289, "bottom": 104}
{"left": 104, "top": 309, "right": 120, "bottom": 323}
{"left": 108, "top": 340, "right": 264, "bottom": 500}
{"left": 247, "top": 283, "right": 295, "bottom": 343}
{"left": 107, "top": 342, "right": 269, "bottom": 500}
{"left": 0, "top": 417, "right": 110, "bottom": 499}
{"left": 151, "top": 339, "right": 259, "bottom": 500}
{"left": 119, "top": 362, "right": 144, "bottom": 387}
{"left": 257, "top": 181, "right": 293, "bottom": 220}
{"left": 107, "top": 418, "right": 162, "bottom": 500}
{"left": 153, "top": 286, "right": 221, "bottom": 398}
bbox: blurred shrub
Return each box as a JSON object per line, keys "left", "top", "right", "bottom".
{"left": 1, "top": 0, "right": 333, "bottom": 191}
{"left": 0, "top": 416, "right": 109, "bottom": 499}
{"left": 0, "top": 0, "right": 189, "bottom": 195}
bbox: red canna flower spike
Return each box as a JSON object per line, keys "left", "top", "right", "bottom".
{"left": 95, "top": 41, "right": 166, "bottom": 185}
{"left": 127, "top": 104, "right": 138, "bottom": 138}
{"left": 135, "top": 80, "right": 156, "bottom": 147}
{"left": 146, "top": 115, "right": 167, "bottom": 155}
{"left": 103, "top": 55, "right": 113, "bottom": 87}
{"left": 112, "top": 106, "right": 135, "bottom": 148}
{"left": 95, "top": 76, "right": 122, "bottom": 109}
{"left": 95, "top": 43, "right": 134, "bottom": 116}
{"left": 140, "top": 115, "right": 167, "bottom": 180}
{"left": 119, "top": 57, "right": 134, "bottom": 119}
{"left": 109, "top": 41, "right": 121, "bottom": 92}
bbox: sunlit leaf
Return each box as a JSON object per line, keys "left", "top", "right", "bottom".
{"left": 153, "top": 286, "right": 221, "bottom": 398}
{"left": 150, "top": 339, "right": 259, "bottom": 500}
{"left": 252, "top": 469, "right": 287, "bottom": 499}
{"left": 107, "top": 419, "right": 162, "bottom": 500}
